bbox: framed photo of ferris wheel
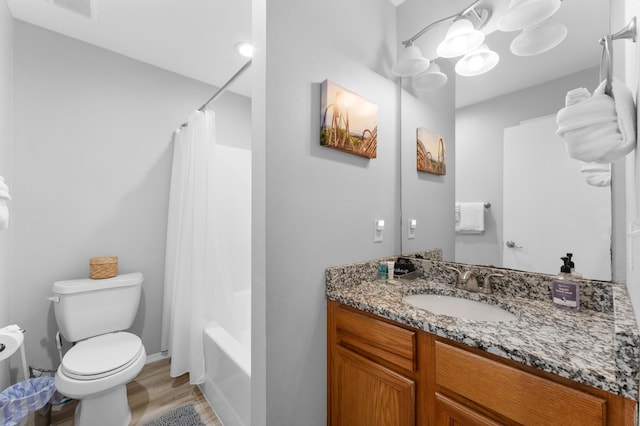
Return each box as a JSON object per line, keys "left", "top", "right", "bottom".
{"left": 416, "top": 128, "right": 446, "bottom": 175}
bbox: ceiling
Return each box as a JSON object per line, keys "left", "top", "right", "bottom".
{"left": 6, "top": 0, "right": 608, "bottom": 107}
{"left": 6, "top": 0, "right": 253, "bottom": 97}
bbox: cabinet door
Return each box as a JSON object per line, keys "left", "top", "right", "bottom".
{"left": 331, "top": 346, "right": 415, "bottom": 426}
{"left": 435, "top": 342, "right": 606, "bottom": 426}
{"left": 435, "top": 393, "right": 503, "bottom": 426}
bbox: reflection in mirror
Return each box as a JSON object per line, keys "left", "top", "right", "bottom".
{"left": 397, "top": 0, "right": 612, "bottom": 280}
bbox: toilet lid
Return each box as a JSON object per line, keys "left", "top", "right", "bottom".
{"left": 61, "top": 332, "right": 143, "bottom": 380}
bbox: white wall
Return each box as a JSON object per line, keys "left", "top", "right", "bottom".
{"left": 11, "top": 21, "right": 251, "bottom": 370}
{"left": 396, "top": 0, "right": 457, "bottom": 259}
{"left": 0, "top": 0, "right": 13, "bottom": 390}
{"left": 254, "top": 0, "right": 398, "bottom": 423}
{"left": 399, "top": 65, "right": 456, "bottom": 257}
{"left": 455, "top": 68, "right": 599, "bottom": 267}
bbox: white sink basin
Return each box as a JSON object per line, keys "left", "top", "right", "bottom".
{"left": 403, "top": 294, "right": 518, "bottom": 322}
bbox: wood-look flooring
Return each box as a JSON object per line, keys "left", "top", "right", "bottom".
{"left": 47, "top": 358, "right": 221, "bottom": 426}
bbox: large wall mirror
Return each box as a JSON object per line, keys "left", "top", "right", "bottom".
{"left": 398, "top": 0, "right": 613, "bottom": 281}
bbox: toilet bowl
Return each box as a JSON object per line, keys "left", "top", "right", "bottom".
{"left": 49, "top": 273, "right": 145, "bottom": 426}
{"left": 54, "top": 332, "right": 146, "bottom": 426}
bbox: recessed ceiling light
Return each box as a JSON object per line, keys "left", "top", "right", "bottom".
{"left": 235, "top": 42, "right": 254, "bottom": 58}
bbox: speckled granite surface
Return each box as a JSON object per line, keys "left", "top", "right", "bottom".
{"left": 326, "top": 257, "right": 640, "bottom": 400}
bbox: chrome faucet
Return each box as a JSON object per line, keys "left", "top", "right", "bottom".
{"left": 461, "top": 271, "right": 480, "bottom": 292}
{"left": 444, "top": 266, "right": 463, "bottom": 287}
{"left": 482, "top": 273, "right": 504, "bottom": 294}
{"left": 444, "top": 266, "right": 480, "bottom": 292}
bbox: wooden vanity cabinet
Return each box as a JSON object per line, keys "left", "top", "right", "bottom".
{"left": 434, "top": 393, "right": 503, "bottom": 426}
{"left": 331, "top": 346, "right": 415, "bottom": 425}
{"left": 327, "top": 300, "right": 637, "bottom": 426}
{"left": 328, "top": 300, "right": 429, "bottom": 425}
{"left": 434, "top": 342, "right": 609, "bottom": 426}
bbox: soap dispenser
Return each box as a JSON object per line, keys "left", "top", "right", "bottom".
{"left": 566, "top": 253, "right": 583, "bottom": 278}
{"left": 552, "top": 257, "right": 580, "bottom": 310}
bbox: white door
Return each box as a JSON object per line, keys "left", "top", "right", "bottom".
{"left": 502, "top": 115, "right": 611, "bottom": 280}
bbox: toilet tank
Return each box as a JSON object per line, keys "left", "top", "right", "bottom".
{"left": 51, "top": 272, "right": 143, "bottom": 342}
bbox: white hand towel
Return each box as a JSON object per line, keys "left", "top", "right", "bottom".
{"left": 556, "top": 78, "right": 637, "bottom": 163}
{"left": 580, "top": 162, "right": 611, "bottom": 187}
{"left": 455, "top": 202, "right": 485, "bottom": 233}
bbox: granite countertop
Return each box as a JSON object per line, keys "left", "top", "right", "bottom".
{"left": 326, "top": 276, "right": 640, "bottom": 400}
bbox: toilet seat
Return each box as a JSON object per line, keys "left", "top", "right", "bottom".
{"left": 61, "top": 332, "right": 143, "bottom": 380}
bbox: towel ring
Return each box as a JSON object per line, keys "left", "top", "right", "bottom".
{"left": 599, "top": 17, "right": 637, "bottom": 96}
{"left": 599, "top": 34, "right": 613, "bottom": 96}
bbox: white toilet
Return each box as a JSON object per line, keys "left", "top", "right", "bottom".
{"left": 50, "top": 272, "right": 146, "bottom": 426}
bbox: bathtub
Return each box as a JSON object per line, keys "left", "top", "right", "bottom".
{"left": 200, "top": 290, "right": 251, "bottom": 426}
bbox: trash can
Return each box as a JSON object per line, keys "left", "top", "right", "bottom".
{"left": 0, "top": 376, "right": 56, "bottom": 426}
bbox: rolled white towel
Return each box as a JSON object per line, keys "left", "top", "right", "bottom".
{"left": 556, "top": 81, "right": 619, "bottom": 162}
{"left": 565, "top": 87, "right": 590, "bottom": 106}
{"left": 580, "top": 162, "right": 611, "bottom": 187}
{"left": 556, "top": 79, "right": 637, "bottom": 163}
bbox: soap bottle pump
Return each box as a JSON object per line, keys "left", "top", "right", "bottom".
{"left": 552, "top": 257, "right": 580, "bottom": 310}
{"left": 566, "top": 253, "right": 582, "bottom": 278}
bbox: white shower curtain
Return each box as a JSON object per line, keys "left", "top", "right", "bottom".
{"left": 161, "top": 109, "right": 217, "bottom": 384}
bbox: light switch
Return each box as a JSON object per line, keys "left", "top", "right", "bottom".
{"left": 374, "top": 219, "right": 384, "bottom": 242}
{"left": 408, "top": 219, "right": 417, "bottom": 239}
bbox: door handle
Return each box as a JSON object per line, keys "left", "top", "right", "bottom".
{"left": 505, "top": 240, "right": 522, "bottom": 248}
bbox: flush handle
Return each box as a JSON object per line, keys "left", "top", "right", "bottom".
{"left": 505, "top": 240, "right": 522, "bottom": 249}
{"left": 46, "top": 296, "right": 60, "bottom": 303}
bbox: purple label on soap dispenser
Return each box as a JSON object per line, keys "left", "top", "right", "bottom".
{"left": 552, "top": 280, "right": 579, "bottom": 309}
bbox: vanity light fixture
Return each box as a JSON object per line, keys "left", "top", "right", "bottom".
{"left": 234, "top": 42, "right": 254, "bottom": 58}
{"left": 510, "top": 17, "right": 567, "bottom": 56}
{"left": 497, "top": 0, "right": 562, "bottom": 32}
{"left": 436, "top": 17, "right": 485, "bottom": 58}
{"left": 392, "top": 0, "right": 496, "bottom": 90}
{"left": 455, "top": 43, "right": 500, "bottom": 76}
{"left": 391, "top": 43, "right": 430, "bottom": 77}
{"left": 394, "top": 0, "right": 568, "bottom": 91}
{"left": 412, "top": 62, "right": 448, "bottom": 91}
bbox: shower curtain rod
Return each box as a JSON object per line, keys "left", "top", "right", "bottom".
{"left": 180, "top": 59, "right": 252, "bottom": 128}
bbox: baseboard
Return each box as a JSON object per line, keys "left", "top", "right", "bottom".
{"left": 145, "top": 351, "right": 170, "bottom": 364}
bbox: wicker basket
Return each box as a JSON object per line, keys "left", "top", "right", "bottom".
{"left": 89, "top": 256, "right": 118, "bottom": 279}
